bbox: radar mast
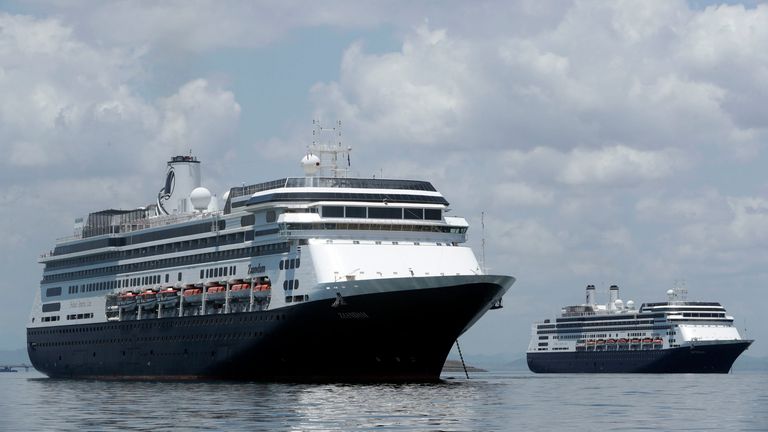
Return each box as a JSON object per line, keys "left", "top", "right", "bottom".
{"left": 308, "top": 120, "right": 351, "bottom": 178}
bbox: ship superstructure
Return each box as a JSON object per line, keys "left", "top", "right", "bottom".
{"left": 27, "top": 140, "right": 514, "bottom": 381}
{"left": 527, "top": 285, "right": 752, "bottom": 373}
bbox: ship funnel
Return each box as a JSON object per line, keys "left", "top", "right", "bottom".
{"left": 586, "top": 284, "right": 596, "bottom": 306}
{"left": 609, "top": 285, "right": 619, "bottom": 311}
{"left": 157, "top": 155, "right": 202, "bottom": 215}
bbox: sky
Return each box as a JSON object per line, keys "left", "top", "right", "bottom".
{"left": 1, "top": 0, "right": 767, "bottom": 359}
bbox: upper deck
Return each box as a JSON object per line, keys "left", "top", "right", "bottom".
{"left": 225, "top": 177, "right": 447, "bottom": 212}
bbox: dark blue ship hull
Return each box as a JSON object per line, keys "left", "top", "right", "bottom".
{"left": 527, "top": 341, "right": 752, "bottom": 373}
{"left": 28, "top": 280, "right": 509, "bottom": 382}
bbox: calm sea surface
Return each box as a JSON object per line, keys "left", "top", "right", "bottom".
{"left": 1, "top": 370, "right": 766, "bottom": 431}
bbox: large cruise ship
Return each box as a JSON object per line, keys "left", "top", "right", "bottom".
{"left": 26, "top": 136, "right": 513, "bottom": 381}
{"left": 527, "top": 284, "right": 752, "bottom": 373}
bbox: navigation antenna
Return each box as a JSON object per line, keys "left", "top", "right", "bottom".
{"left": 309, "top": 119, "right": 351, "bottom": 178}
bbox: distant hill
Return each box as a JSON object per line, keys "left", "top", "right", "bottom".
{"left": 442, "top": 359, "right": 486, "bottom": 372}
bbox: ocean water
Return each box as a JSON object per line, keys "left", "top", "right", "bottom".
{"left": 1, "top": 370, "right": 766, "bottom": 431}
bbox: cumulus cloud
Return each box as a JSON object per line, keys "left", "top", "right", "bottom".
{"left": 151, "top": 79, "right": 241, "bottom": 164}
{"left": 496, "top": 145, "right": 683, "bottom": 187}
{"left": 0, "top": 11, "right": 243, "bottom": 253}
{"left": 557, "top": 145, "right": 683, "bottom": 186}
{"left": 311, "top": 25, "right": 473, "bottom": 147}
{"left": 0, "top": 12, "right": 241, "bottom": 176}
{"left": 493, "top": 182, "right": 554, "bottom": 207}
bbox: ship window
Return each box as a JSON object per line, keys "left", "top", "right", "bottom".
{"left": 279, "top": 260, "right": 284, "bottom": 270}
{"left": 345, "top": 207, "right": 366, "bottom": 218}
{"left": 285, "top": 296, "right": 293, "bottom": 303}
{"left": 295, "top": 280, "right": 299, "bottom": 290}
{"left": 295, "top": 258, "right": 300, "bottom": 268}
{"left": 42, "top": 302, "right": 61, "bottom": 313}
{"left": 178, "top": 272, "right": 182, "bottom": 282}
{"left": 368, "top": 207, "right": 403, "bottom": 219}
{"left": 283, "top": 280, "right": 288, "bottom": 290}
{"left": 200, "top": 270, "right": 204, "bottom": 279}
{"left": 290, "top": 258, "right": 295, "bottom": 269}
{"left": 424, "top": 209, "right": 442, "bottom": 220}
{"left": 223, "top": 267, "right": 228, "bottom": 277}
{"left": 241, "top": 214, "right": 255, "bottom": 226}
{"left": 46, "top": 287, "right": 62, "bottom": 297}
{"left": 323, "top": 206, "right": 344, "bottom": 218}
{"left": 404, "top": 208, "right": 424, "bottom": 220}
{"left": 266, "top": 210, "right": 277, "bottom": 223}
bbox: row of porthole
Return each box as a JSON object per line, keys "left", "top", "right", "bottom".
{"left": 66, "top": 313, "right": 94, "bottom": 321}
{"left": 283, "top": 279, "right": 299, "bottom": 291}
{"left": 279, "top": 258, "right": 300, "bottom": 270}
{"left": 37, "top": 331, "right": 269, "bottom": 349}
{"left": 29, "top": 314, "right": 288, "bottom": 336}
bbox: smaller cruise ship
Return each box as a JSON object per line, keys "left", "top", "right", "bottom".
{"left": 527, "top": 285, "right": 753, "bottom": 373}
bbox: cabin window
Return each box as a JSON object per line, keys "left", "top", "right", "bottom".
{"left": 42, "top": 302, "right": 61, "bottom": 313}
{"left": 323, "top": 206, "right": 344, "bottom": 218}
{"left": 266, "top": 210, "right": 277, "bottom": 223}
{"left": 345, "top": 207, "right": 366, "bottom": 218}
{"left": 424, "top": 209, "right": 442, "bottom": 220}
{"left": 404, "top": 208, "right": 424, "bottom": 220}
{"left": 368, "top": 207, "right": 403, "bottom": 219}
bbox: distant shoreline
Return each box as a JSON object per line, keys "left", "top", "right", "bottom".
{"left": 442, "top": 359, "right": 487, "bottom": 373}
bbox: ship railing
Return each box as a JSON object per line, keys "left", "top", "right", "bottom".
{"left": 52, "top": 211, "right": 224, "bottom": 245}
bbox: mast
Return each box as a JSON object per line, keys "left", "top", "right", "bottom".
{"left": 309, "top": 119, "right": 351, "bottom": 178}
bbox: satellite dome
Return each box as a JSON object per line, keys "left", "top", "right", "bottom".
{"left": 190, "top": 187, "right": 212, "bottom": 211}
{"left": 301, "top": 154, "right": 321, "bottom": 176}
{"left": 614, "top": 299, "right": 624, "bottom": 309}
{"left": 666, "top": 289, "right": 674, "bottom": 296}
{"left": 626, "top": 300, "right": 635, "bottom": 309}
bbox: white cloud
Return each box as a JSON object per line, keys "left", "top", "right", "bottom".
{"left": 153, "top": 79, "right": 241, "bottom": 161}
{"left": 727, "top": 196, "right": 768, "bottom": 243}
{"left": 679, "top": 4, "right": 768, "bottom": 68}
{"left": 558, "top": 145, "right": 682, "bottom": 186}
{"left": 312, "top": 25, "right": 472, "bottom": 146}
{"left": 496, "top": 145, "right": 683, "bottom": 187}
{"left": 0, "top": 12, "right": 241, "bottom": 175}
{"left": 493, "top": 182, "right": 554, "bottom": 207}
{"left": 635, "top": 190, "right": 729, "bottom": 224}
